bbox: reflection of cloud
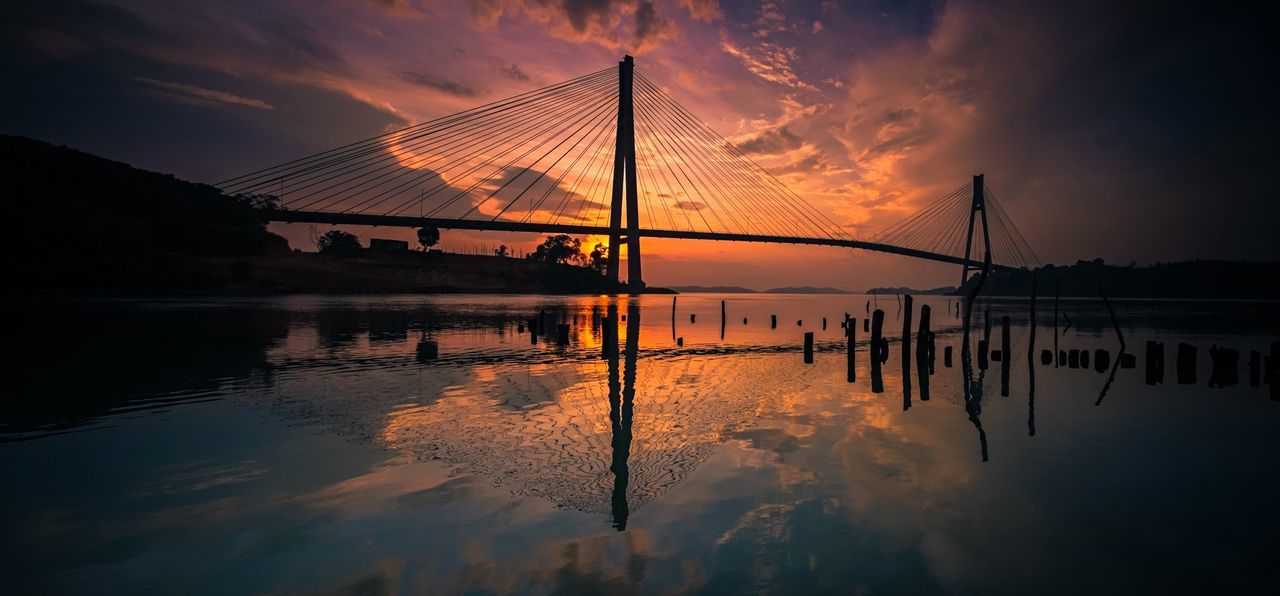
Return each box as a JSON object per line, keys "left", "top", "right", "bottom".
{"left": 133, "top": 77, "right": 274, "bottom": 109}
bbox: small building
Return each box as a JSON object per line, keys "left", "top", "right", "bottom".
{"left": 369, "top": 238, "right": 410, "bottom": 252}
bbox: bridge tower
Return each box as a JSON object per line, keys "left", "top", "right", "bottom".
{"left": 959, "top": 174, "right": 992, "bottom": 286}
{"left": 606, "top": 56, "right": 643, "bottom": 291}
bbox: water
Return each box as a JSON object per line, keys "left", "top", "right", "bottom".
{"left": 2, "top": 294, "right": 1278, "bottom": 594}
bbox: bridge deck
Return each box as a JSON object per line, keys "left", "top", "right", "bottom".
{"left": 264, "top": 210, "right": 1019, "bottom": 271}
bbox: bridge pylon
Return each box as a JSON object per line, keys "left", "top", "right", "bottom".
{"left": 959, "top": 174, "right": 992, "bottom": 287}
{"left": 606, "top": 55, "right": 642, "bottom": 291}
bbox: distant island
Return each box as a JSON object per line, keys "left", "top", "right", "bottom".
{"left": 668, "top": 286, "right": 854, "bottom": 294}
{"left": 960, "top": 259, "right": 1280, "bottom": 299}
{"left": 763, "top": 287, "right": 852, "bottom": 294}
{"left": 2, "top": 135, "right": 631, "bottom": 296}
{"left": 865, "top": 286, "right": 957, "bottom": 295}
{"left": 667, "top": 285, "right": 759, "bottom": 293}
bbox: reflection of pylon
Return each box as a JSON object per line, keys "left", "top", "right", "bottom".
{"left": 959, "top": 174, "right": 992, "bottom": 286}
{"left": 606, "top": 56, "right": 643, "bottom": 291}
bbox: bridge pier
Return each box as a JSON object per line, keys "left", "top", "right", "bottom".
{"left": 608, "top": 55, "right": 643, "bottom": 290}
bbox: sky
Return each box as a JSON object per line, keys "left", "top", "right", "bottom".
{"left": 3, "top": 0, "right": 1276, "bottom": 290}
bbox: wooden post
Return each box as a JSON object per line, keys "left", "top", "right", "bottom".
{"left": 1145, "top": 340, "right": 1164, "bottom": 385}
{"left": 944, "top": 345, "right": 953, "bottom": 368}
{"left": 690, "top": 313, "right": 696, "bottom": 323}
{"left": 803, "top": 332, "right": 814, "bottom": 364}
{"left": 677, "top": 336, "right": 683, "bottom": 347}
{"left": 1176, "top": 343, "right": 1197, "bottom": 384}
{"left": 1094, "top": 349, "right": 1111, "bottom": 373}
{"left": 983, "top": 308, "right": 991, "bottom": 345}
{"left": 847, "top": 315, "right": 856, "bottom": 382}
{"left": 1249, "top": 350, "right": 1262, "bottom": 388}
{"left": 1080, "top": 348, "right": 1090, "bottom": 369}
{"left": 557, "top": 324, "right": 570, "bottom": 345}
{"left": 901, "top": 295, "right": 914, "bottom": 363}
{"left": 1000, "top": 315, "right": 1011, "bottom": 396}
{"left": 916, "top": 310, "right": 931, "bottom": 401}
{"left": 671, "top": 296, "right": 676, "bottom": 340}
{"left": 1208, "top": 346, "right": 1240, "bottom": 388}
{"left": 871, "top": 309, "right": 885, "bottom": 393}
{"left": 916, "top": 304, "right": 931, "bottom": 358}
{"left": 1040, "top": 349, "right": 1053, "bottom": 365}
{"left": 1269, "top": 342, "right": 1279, "bottom": 400}
{"left": 1053, "top": 280, "right": 1060, "bottom": 368}
{"left": 721, "top": 300, "right": 726, "bottom": 339}
{"left": 771, "top": 314, "right": 777, "bottom": 329}
{"left": 822, "top": 317, "right": 827, "bottom": 330}
{"left": 1068, "top": 349, "right": 1080, "bottom": 368}
{"left": 978, "top": 339, "right": 989, "bottom": 369}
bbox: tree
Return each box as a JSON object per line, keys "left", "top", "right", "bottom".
{"left": 417, "top": 226, "right": 441, "bottom": 251}
{"left": 526, "top": 234, "right": 583, "bottom": 265}
{"left": 494, "top": 244, "right": 509, "bottom": 257}
{"left": 586, "top": 242, "right": 608, "bottom": 275}
{"left": 317, "top": 230, "right": 361, "bottom": 254}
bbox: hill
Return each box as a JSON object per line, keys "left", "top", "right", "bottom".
{"left": 1, "top": 135, "right": 622, "bottom": 295}
{"left": 962, "top": 259, "right": 1280, "bottom": 298}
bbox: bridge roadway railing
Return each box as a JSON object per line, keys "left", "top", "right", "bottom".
{"left": 263, "top": 209, "right": 1020, "bottom": 271}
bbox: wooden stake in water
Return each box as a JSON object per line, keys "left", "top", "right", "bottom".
{"left": 803, "top": 332, "right": 814, "bottom": 364}
{"left": 871, "top": 309, "right": 885, "bottom": 393}
{"left": 1000, "top": 315, "right": 1011, "bottom": 396}
{"left": 847, "top": 315, "right": 856, "bottom": 382}
{"left": 901, "top": 295, "right": 914, "bottom": 362}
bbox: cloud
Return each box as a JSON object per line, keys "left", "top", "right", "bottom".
{"left": 464, "top": 0, "right": 678, "bottom": 53}
{"left": 490, "top": 59, "right": 530, "bottom": 82}
{"left": 133, "top": 77, "right": 274, "bottom": 109}
{"left": 677, "top": 0, "right": 721, "bottom": 22}
{"left": 735, "top": 126, "right": 803, "bottom": 155}
{"left": 397, "top": 70, "right": 485, "bottom": 97}
{"left": 719, "top": 34, "right": 814, "bottom": 90}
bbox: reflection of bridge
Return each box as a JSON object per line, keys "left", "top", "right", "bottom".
{"left": 220, "top": 56, "right": 1038, "bottom": 288}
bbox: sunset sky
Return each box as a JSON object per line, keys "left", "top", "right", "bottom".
{"left": 4, "top": 1, "right": 1275, "bottom": 289}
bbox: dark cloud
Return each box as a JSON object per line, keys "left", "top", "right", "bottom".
{"left": 398, "top": 70, "right": 485, "bottom": 97}
{"left": 253, "top": 15, "right": 347, "bottom": 70}
{"left": 491, "top": 60, "right": 530, "bottom": 82}
{"left": 736, "top": 126, "right": 803, "bottom": 155}
{"left": 634, "top": 0, "right": 672, "bottom": 43}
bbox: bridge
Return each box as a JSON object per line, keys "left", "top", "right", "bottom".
{"left": 219, "top": 56, "right": 1037, "bottom": 289}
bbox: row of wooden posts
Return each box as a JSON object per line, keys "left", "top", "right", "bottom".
{"left": 512, "top": 299, "right": 1278, "bottom": 399}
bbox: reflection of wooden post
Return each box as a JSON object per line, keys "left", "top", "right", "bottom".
{"left": 803, "top": 332, "right": 814, "bottom": 364}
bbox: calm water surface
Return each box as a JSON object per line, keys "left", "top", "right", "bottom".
{"left": 3, "top": 294, "right": 1278, "bottom": 594}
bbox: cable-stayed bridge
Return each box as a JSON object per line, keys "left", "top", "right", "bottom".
{"left": 219, "top": 56, "right": 1038, "bottom": 289}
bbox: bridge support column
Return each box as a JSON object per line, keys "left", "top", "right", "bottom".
{"left": 607, "top": 55, "right": 643, "bottom": 291}
{"left": 959, "top": 174, "right": 991, "bottom": 288}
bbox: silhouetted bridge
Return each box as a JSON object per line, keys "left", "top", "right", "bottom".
{"left": 223, "top": 56, "right": 1038, "bottom": 287}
